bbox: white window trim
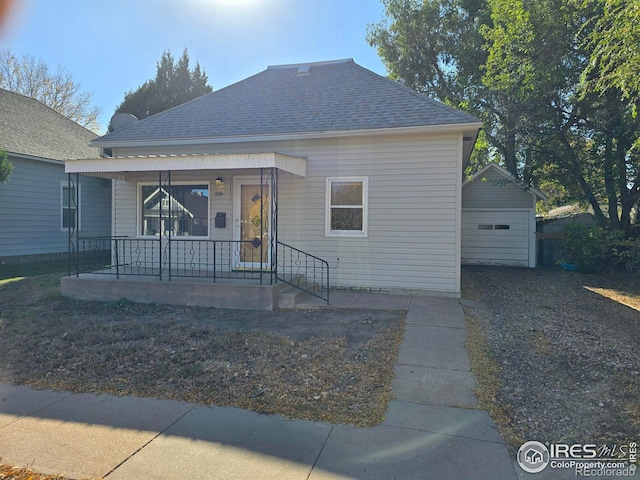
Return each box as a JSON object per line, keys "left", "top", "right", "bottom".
{"left": 137, "top": 181, "right": 211, "bottom": 239}
{"left": 325, "top": 176, "right": 369, "bottom": 238}
{"left": 61, "top": 182, "right": 80, "bottom": 232}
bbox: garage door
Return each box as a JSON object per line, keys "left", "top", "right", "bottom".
{"left": 462, "top": 210, "right": 531, "bottom": 266}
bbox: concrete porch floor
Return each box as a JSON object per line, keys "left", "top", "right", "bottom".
{"left": 61, "top": 273, "right": 290, "bottom": 310}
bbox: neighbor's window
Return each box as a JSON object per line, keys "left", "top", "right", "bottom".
{"left": 139, "top": 183, "right": 209, "bottom": 237}
{"left": 326, "top": 177, "right": 368, "bottom": 237}
{"left": 61, "top": 184, "right": 79, "bottom": 230}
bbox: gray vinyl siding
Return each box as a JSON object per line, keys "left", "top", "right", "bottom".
{"left": 112, "top": 131, "right": 463, "bottom": 295}
{"left": 0, "top": 155, "right": 111, "bottom": 259}
{"left": 462, "top": 169, "right": 535, "bottom": 209}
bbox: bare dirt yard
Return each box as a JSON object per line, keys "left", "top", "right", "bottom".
{"left": 0, "top": 274, "right": 405, "bottom": 428}
{"left": 462, "top": 266, "right": 640, "bottom": 453}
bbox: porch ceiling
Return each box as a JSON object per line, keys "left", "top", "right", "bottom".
{"left": 65, "top": 152, "right": 307, "bottom": 179}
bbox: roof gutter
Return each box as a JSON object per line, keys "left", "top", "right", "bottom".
{"left": 90, "top": 122, "right": 484, "bottom": 149}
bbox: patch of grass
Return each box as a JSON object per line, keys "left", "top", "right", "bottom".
{"left": 0, "top": 273, "right": 406, "bottom": 427}
{"left": 0, "top": 463, "right": 102, "bottom": 480}
{"left": 464, "top": 309, "right": 524, "bottom": 449}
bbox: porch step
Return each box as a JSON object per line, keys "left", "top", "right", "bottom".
{"left": 277, "top": 285, "right": 311, "bottom": 309}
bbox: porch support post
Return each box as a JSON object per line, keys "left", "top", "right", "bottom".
{"left": 157, "top": 170, "right": 173, "bottom": 281}
{"left": 158, "top": 171, "right": 162, "bottom": 281}
{"left": 167, "top": 170, "right": 172, "bottom": 282}
{"left": 271, "top": 167, "right": 278, "bottom": 285}
{"left": 75, "top": 173, "right": 79, "bottom": 277}
{"left": 67, "top": 173, "right": 79, "bottom": 277}
{"left": 260, "top": 167, "right": 264, "bottom": 285}
{"left": 67, "top": 173, "right": 71, "bottom": 277}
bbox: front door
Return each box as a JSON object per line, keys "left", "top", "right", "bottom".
{"left": 234, "top": 178, "right": 271, "bottom": 270}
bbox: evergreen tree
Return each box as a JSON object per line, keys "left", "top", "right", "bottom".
{"left": 113, "top": 49, "right": 212, "bottom": 126}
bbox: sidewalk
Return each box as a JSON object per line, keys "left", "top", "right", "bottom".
{"left": 0, "top": 293, "right": 518, "bottom": 480}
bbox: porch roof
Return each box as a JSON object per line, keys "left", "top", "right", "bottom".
{"left": 65, "top": 152, "right": 307, "bottom": 179}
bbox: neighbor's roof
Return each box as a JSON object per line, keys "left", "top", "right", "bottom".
{"left": 0, "top": 88, "right": 99, "bottom": 162}
{"left": 93, "top": 58, "right": 482, "bottom": 147}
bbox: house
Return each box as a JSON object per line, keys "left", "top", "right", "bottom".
{"left": 525, "top": 449, "right": 542, "bottom": 464}
{"left": 462, "top": 163, "right": 546, "bottom": 268}
{"left": 0, "top": 88, "right": 111, "bottom": 266}
{"left": 61, "top": 59, "right": 482, "bottom": 309}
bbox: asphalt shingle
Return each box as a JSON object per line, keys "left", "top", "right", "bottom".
{"left": 94, "top": 59, "right": 480, "bottom": 145}
{"left": 0, "top": 88, "right": 99, "bottom": 161}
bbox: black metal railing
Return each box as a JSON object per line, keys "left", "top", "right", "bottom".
{"left": 72, "top": 237, "right": 329, "bottom": 303}
{"left": 73, "top": 237, "right": 274, "bottom": 282}
{"left": 276, "top": 241, "right": 329, "bottom": 303}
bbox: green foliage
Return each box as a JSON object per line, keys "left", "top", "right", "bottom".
{"left": 560, "top": 223, "right": 637, "bottom": 274}
{"left": 0, "top": 150, "right": 12, "bottom": 183}
{"left": 585, "top": 0, "right": 640, "bottom": 105}
{"left": 368, "top": 0, "right": 640, "bottom": 231}
{"left": 113, "top": 49, "right": 212, "bottom": 125}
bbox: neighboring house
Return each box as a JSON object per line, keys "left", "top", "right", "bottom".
{"left": 0, "top": 88, "right": 111, "bottom": 264}
{"left": 462, "top": 163, "right": 546, "bottom": 268}
{"left": 62, "top": 59, "right": 482, "bottom": 308}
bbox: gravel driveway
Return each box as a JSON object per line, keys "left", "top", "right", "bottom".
{"left": 461, "top": 266, "right": 640, "bottom": 452}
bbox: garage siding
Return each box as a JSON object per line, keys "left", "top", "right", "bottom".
{"left": 462, "top": 169, "right": 534, "bottom": 209}
{"left": 461, "top": 210, "right": 531, "bottom": 266}
{"left": 461, "top": 164, "right": 541, "bottom": 268}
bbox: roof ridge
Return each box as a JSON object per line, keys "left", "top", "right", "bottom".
{"left": 267, "top": 58, "right": 353, "bottom": 70}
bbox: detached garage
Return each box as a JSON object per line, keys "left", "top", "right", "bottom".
{"left": 462, "top": 164, "right": 546, "bottom": 268}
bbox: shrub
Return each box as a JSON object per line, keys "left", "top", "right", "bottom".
{"left": 559, "top": 223, "right": 636, "bottom": 274}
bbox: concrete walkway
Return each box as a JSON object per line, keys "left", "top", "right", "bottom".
{"left": 0, "top": 293, "right": 518, "bottom": 480}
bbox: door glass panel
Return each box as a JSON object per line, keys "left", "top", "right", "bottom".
{"left": 240, "top": 184, "right": 269, "bottom": 265}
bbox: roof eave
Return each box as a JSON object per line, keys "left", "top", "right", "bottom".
{"left": 5, "top": 151, "right": 67, "bottom": 165}
{"left": 90, "top": 123, "right": 484, "bottom": 149}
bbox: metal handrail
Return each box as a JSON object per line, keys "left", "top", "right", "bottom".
{"left": 276, "top": 241, "right": 330, "bottom": 303}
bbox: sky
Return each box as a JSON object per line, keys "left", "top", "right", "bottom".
{"left": 0, "top": 0, "right": 389, "bottom": 133}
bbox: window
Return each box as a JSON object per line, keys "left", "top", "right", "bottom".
{"left": 139, "top": 183, "right": 209, "bottom": 237}
{"left": 326, "top": 177, "right": 368, "bottom": 237}
{"left": 61, "top": 184, "right": 79, "bottom": 230}
{"left": 495, "top": 224, "right": 510, "bottom": 230}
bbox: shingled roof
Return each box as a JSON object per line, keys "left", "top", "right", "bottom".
{"left": 0, "top": 88, "right": 99, "bottom": 161}
{"left": 93, "top": 59, "right": 481, "bottom": 146}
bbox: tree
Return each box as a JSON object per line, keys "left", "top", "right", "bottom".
{"left": 480, "top": 0, "right": 640, "bottom": 231}
{"left": 0, "top": 50, "right": 101, "bottom": 132}
{"left": 113, "top": 49, "right": 212, "bottom": 125}
{"left": 366, "top": 0, "right": 509, "bottom": 174}
{"left": 586, "top": 0, "right": 640, "bottom": 105}
{"left": 0, "top": 150, "right": 12, "bottom": 183}
{"left": 368, "top": 0, "right": 640, "bottom": 232}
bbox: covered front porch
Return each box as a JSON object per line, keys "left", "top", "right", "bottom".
{"left": 63, "top": 152, "right": 329, "bottom": 309}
